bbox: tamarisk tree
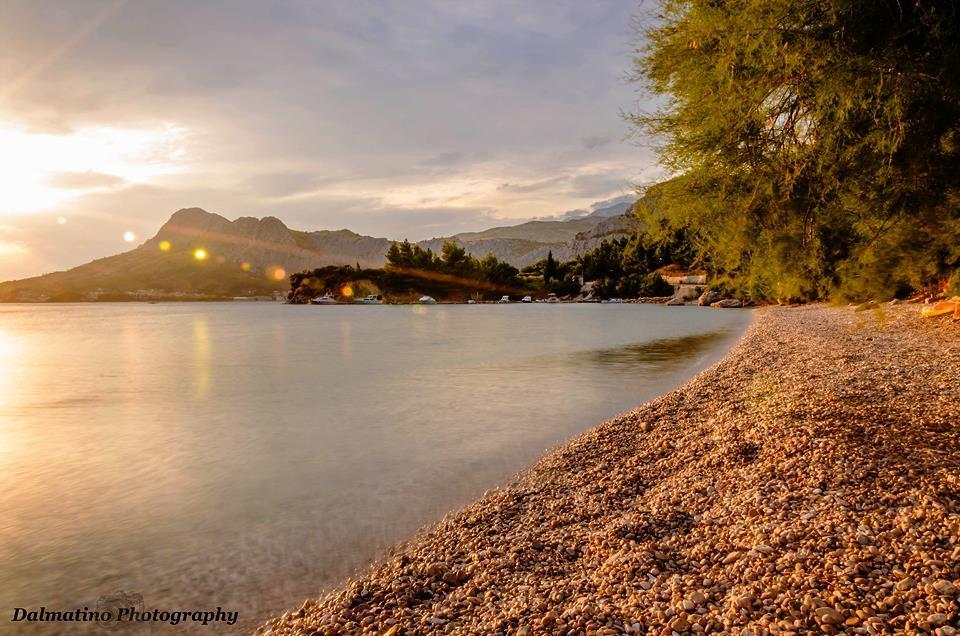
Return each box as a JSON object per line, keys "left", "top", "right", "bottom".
{"left": 630, "top": 0, "right": 960, "bottom": 301}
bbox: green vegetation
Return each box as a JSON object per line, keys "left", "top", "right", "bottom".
{"left": 289, "top": 241, "right": 524, "bottom": 302}
{"left": 630, "top": 0, "right": 960, "bottom": 301}
{"left": 521, "top": 231, "right": 691, "bottom": 299}
{"left": 291, "top": 230, "right": 700, "bottom": 302}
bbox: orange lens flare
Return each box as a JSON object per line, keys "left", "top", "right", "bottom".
{"left": 193, "top": 248, "right": 207, "bottom": 260}
{"left": 240, "top": 262, "right": 251, "bottom": 271}
{"left": 271, "top": 267, "right": 286, "bottom": 281}
{"left": 159, "top": 240, "right": 171, "bottom": 251}
{"left": 341, "top": 285, "right": 354, "bottom": 297}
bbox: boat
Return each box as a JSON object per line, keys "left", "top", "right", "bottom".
{"left": 466, "top": 299, "right": 476, "bottom": 304}
{"left": 418, "top": 296, "right": 437, "bottom": 304}
{"left": 601, "top": 298, "right": 624, "bottom": 304}
{"left": 546, "top": 294, "right": 560, "bottom": 304}
{"left": 498, "top": 295, "right": 511, "bottom": 304}
{"left": 355, "top": 294, "right": 382, "bottom": 305}
{"left": 921, "top": 296, "right": 960, "bottom": 318}
{"left": 311, "top": 294, "right": 338, "bottom": 305}
{"left": 521, "top": 295, "right": 532, "bottom": 303}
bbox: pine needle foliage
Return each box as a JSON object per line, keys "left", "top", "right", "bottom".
{"left": 629, "top": 0, "right": 960, "bottom": 301}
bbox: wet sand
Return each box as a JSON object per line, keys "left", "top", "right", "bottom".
{"left": 260, "top": 305, "right": 960, "bottom": 635}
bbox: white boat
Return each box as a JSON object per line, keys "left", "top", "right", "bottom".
{"left": 521, "top": 295, "right": 532, "bottom": 303}
{"left": 418, "top": 295, "right": 437, "bottom": 304}
{"left": 355, "top": 294, "right": 382, "bottom": 305}
{"left": 498, "top": 295, "right": 511, "bottom": 304}
{"left": 546, "top": 294, "right": 560, "bottom": 304}
{"left": 601, "top": 298, "right": 624, "bottom": 304}
{"left": 466, "top": 299, "right": 477, "bottom": 304}
{"left": 311, "top": 294, "right": 337, "bottom": 305}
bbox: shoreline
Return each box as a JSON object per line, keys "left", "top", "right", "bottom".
{"left": 260, "top": 305, "right": 960, "bottom": 635}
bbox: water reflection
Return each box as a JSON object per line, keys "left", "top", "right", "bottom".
{"left": 576, "top": 331, "right": 727, "bottom": 367}
{"left": 194, "top": 316, "right": 211, "bottom": 398}
{"left": 0, "top": 303, "right": 751, "bottom": 632}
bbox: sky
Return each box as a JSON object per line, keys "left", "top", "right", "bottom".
{"left": 0, "top": 0, "right": 661, "bottom": 281}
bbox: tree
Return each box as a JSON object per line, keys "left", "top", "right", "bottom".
{"left": 544, "top": 250, "right": 558, "bottom": 282}
{"left": 441, "top": 240, "right": 471, "bottom": 271}
{"left": 629, "top": 0, "right": 960, "bottom": 301}
{"left": 385, "top": 242, "right": 403, "bottom": 267}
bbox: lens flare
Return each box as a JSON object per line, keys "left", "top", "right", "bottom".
{"left": 56, "top": 216, "right": 67, "bottom": 225}
{"left": 193, "top": 248, "right": 207, "bottom": 260}
{"left": 341, "top": 285, "right": 354, "bottom": 297}
{"left": 123, "top": 231, "right": 136, "bottom": 242}
{"left": 240, "top": 262, "right": 251, "bottom": 271}
{"left": 158, "top": 240, "right": 171, "bottom": 251}
{"left": 272, "top": 267, "right": 287, "bottom": 281}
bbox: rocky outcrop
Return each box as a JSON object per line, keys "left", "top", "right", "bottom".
{"left": 711, "top": 299, "right": 744, "bottom": 308}
{"left": 698, "top": 290, "right": 722, "bottom": 306}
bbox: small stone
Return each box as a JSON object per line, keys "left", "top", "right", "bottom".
{"left": 815, "top": 607, "right": 842, "bottom": 625}
{"left": 689, "top": 590, "right": 707, "bottom": 605}
{"left": 723, "top": 551, "right": 743, "bottom": 564}
{"left": 669, "top": 614, "right": 690, "bottom": 631}
{"left": 734, "top": 593, "right": 753, "bottom": 609}
{"left": 928, "top": 613, "right": 947, "bottom": 625}
{"left": 896, "top": 576, "right": 915, "bottom": 591}
{"left": 933, "top": 579, "right": 957, "bottom": 595}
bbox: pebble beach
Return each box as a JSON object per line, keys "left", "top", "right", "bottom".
{"left": 260, "top": 304, "right": 960, "bottom": 635}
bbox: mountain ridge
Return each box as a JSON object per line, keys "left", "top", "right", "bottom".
{"left": 0, "top": 202, "right": 635, "bottom": 301}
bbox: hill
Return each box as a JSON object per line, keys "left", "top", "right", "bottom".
{"left": 0, "top": 201, "right": 635, "bottom": 301}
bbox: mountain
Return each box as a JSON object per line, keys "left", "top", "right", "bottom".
{"left": 0, "top": 200, "right": 635, "bottom": 301}
{"left": 423, "top": 214, "right": 631, "bottom": 268}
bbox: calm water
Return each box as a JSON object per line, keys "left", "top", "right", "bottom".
{"left": 0, "top": 303, "right": 751, "bottom": 632}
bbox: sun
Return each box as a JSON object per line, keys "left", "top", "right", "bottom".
{"left": 0, "top": 122, "right": 189, "bottom": 215}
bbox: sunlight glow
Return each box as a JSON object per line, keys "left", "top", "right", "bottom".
{"left": 341, "top": 285, "right": 354, "bottom": 297}
{"left": 0, "top": 241, "right": 28, "bottom": 256}
{"left": 271, "top": 267, "right": 286, "bottom": 281}
{"left": 0, "top": 122, "right": 190, "bottom": 214}
{"left": 193, "top": 248, "right": 207, "bottom": 261}
{"left": 158, "top": 240, "right": 171, "bottom": 251}
{"left": 123, "top": 231, "right": 137, "bottom": 243}
{"left": 56, "top": 216, "right": 67, "bottom": 225}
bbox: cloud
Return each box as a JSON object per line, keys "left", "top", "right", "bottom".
{"left": 0, "top": 0, "right": 662, "bottom": 280}
{"left": 47, "top": 171, "right": 126, "bottom": 189}
{"left": 581, "top": 134, "right": 613, "bottom": 150}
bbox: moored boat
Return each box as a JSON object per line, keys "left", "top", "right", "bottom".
{"left": 418, "top": 296, "right": 437, "bottom": 304}
{"left": 311, "top": 294, "right": 338, "bottom": 305}
{"left": 355, "top": 295, "right": 383, "bottom": 305}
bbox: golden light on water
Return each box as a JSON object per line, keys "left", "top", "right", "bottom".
{"left": 341, "top": 285, "right": 354, "bottom": 297}
{"left": 123, "top": 231, "right": 137, "bottom": 243}
{"left": 159, "top": 240, "right": 171, "bottom": 251}
{"left": 193, "top": 248, "right": 207, "bottom": 261}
